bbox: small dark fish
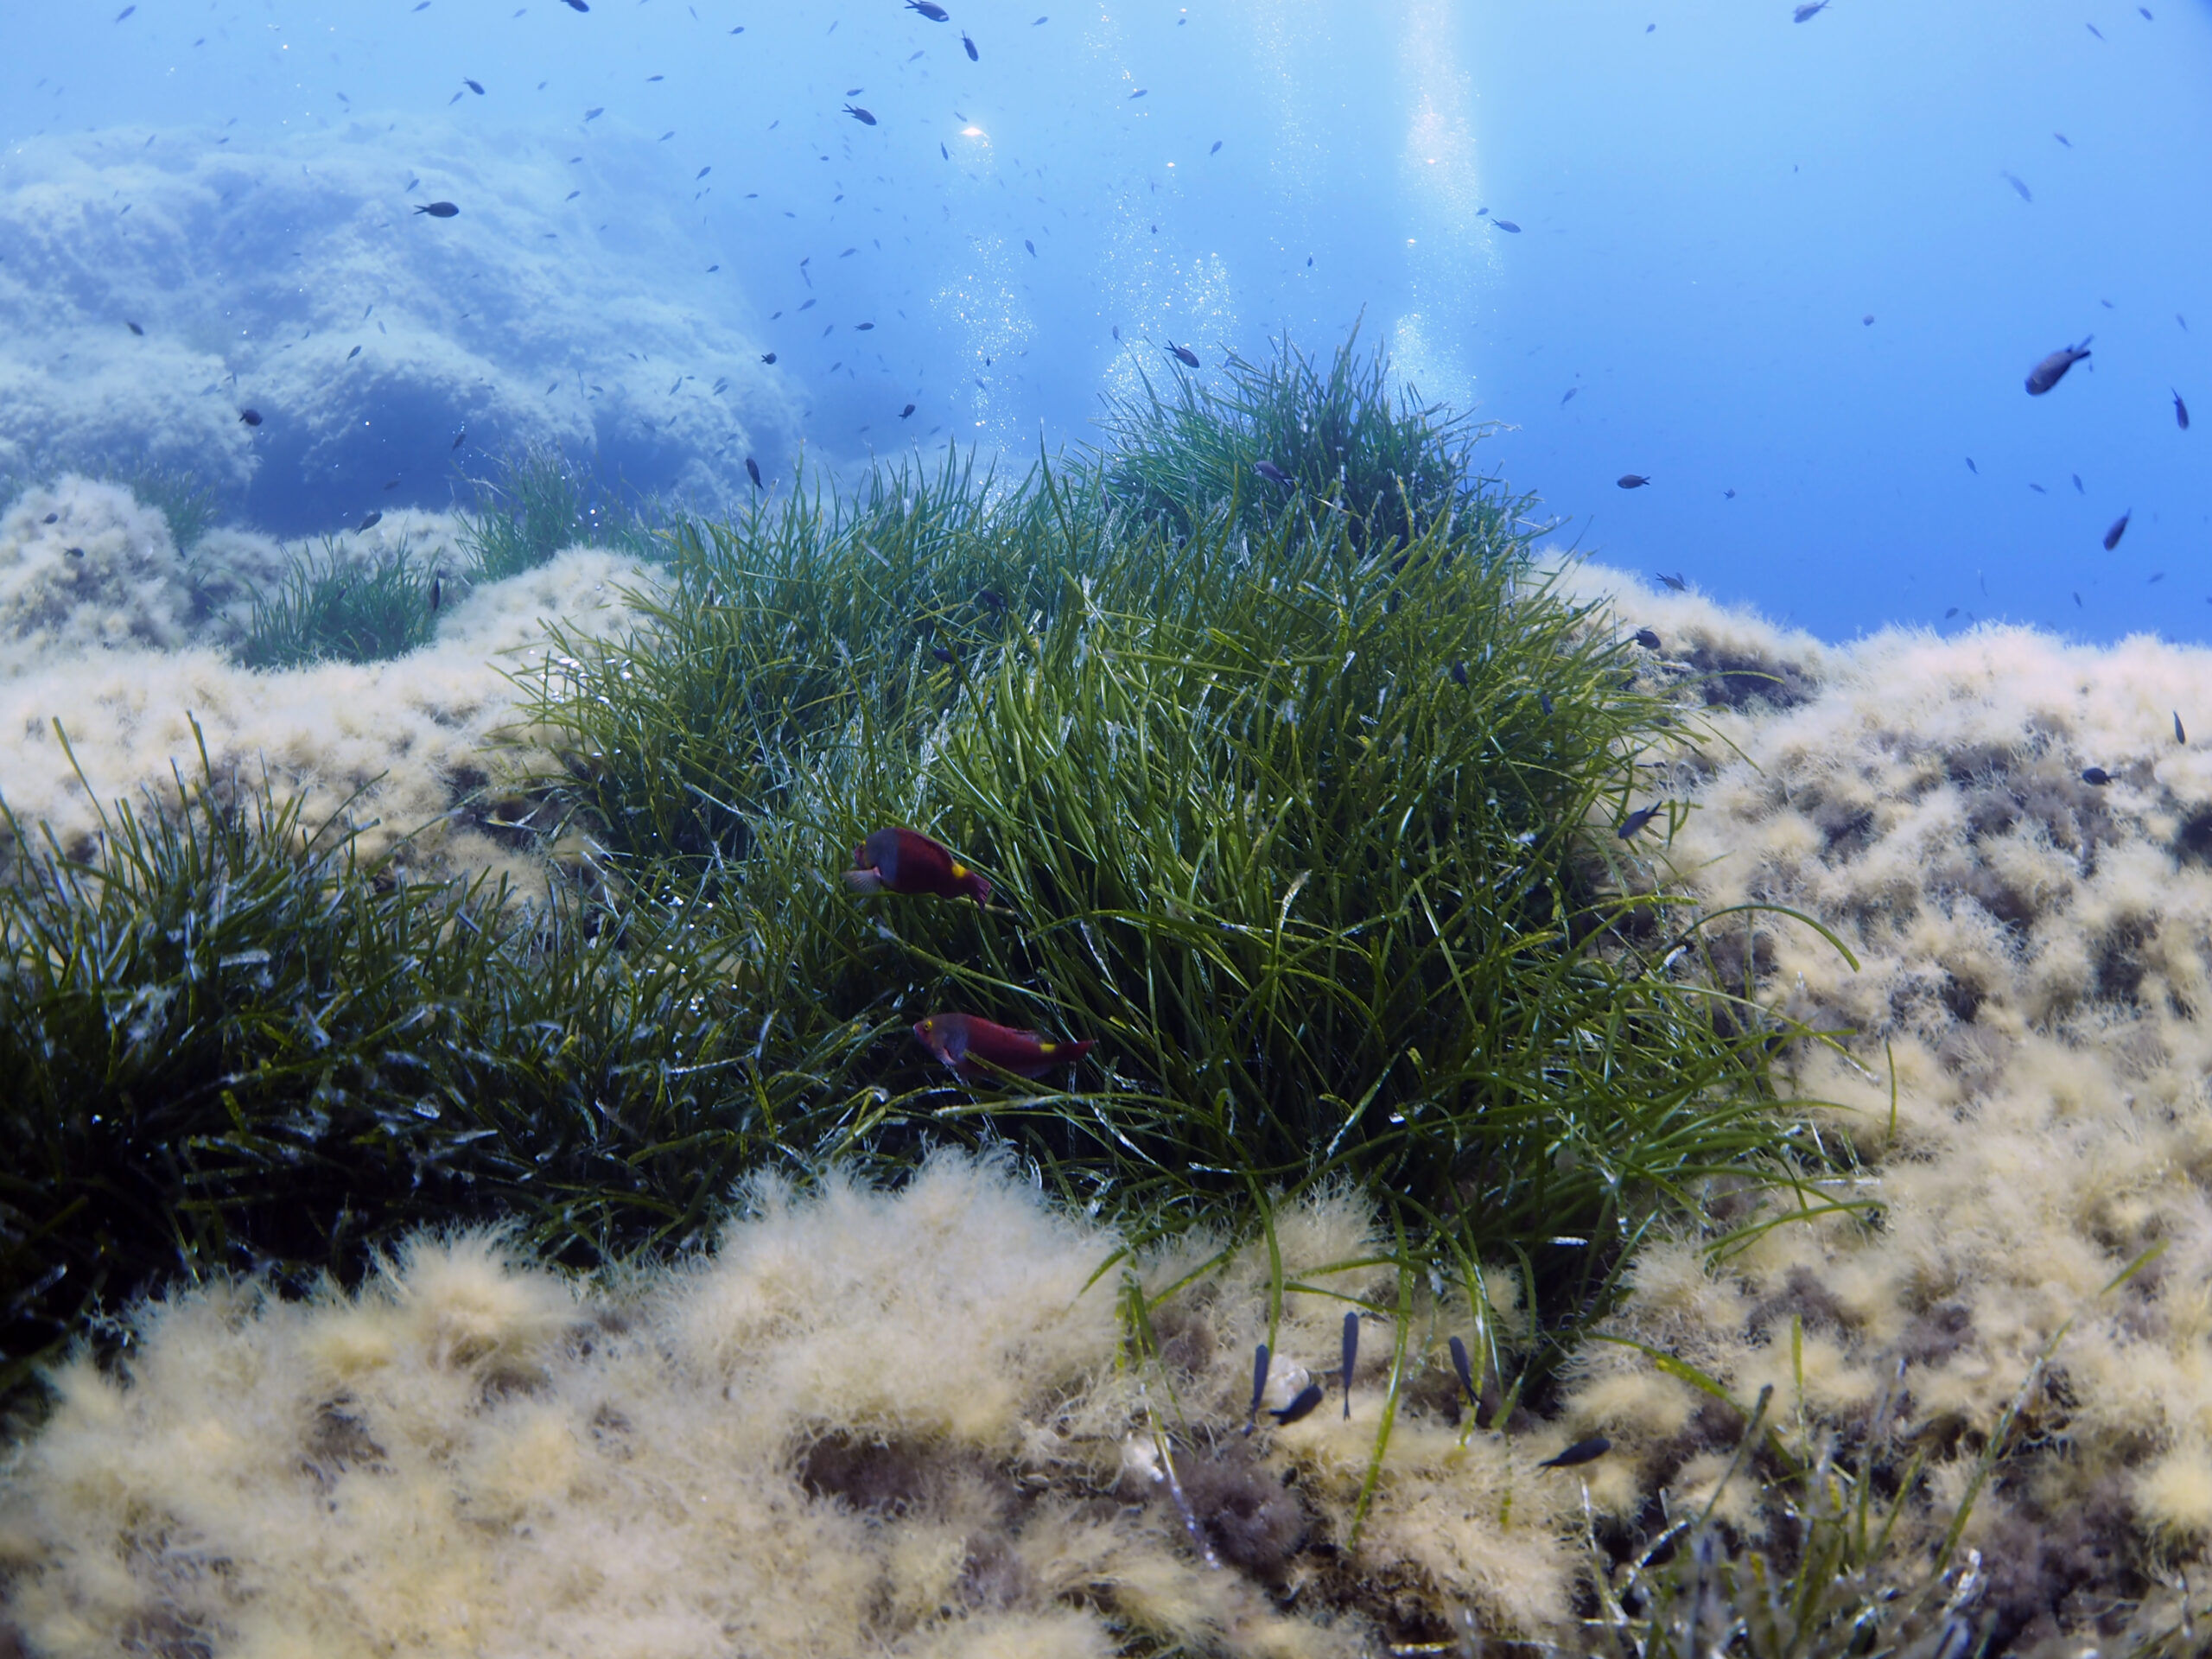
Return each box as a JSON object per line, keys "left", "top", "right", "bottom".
{"left": 2029, "top": 482, "right": 2045, "bottom": 494}
{"left": 65, "top": 546, "right": 84, "bottom": 558}
{"left": 931, "top": 645, "right": 957, "bottom": 666}
{"left": 346, "top": 345, "right": 361, "bottom": 360}
{"left": 2087, "top": 21, "right": 2104, "bottom": 38}
{"left": 565, "top": 189, "right": 581, "bottom": 200}
{"left": 696, "top": 166, "right": 711, "bottom": 180}
{"left": 126, "top": 320, "right": 143, "bottom": 336}
{"left": 1634, "top": 627, "right": 1662, "bottom": 651}
{"left": 1539, "top": 690, "right": 1554, "bottom": 716}
{"left": 843, "top": 104, "right": 877, "bottom": 125}
{"left": 963, "top": 30, "right": 979, "bottom": 59}
{"left": 1792, "top": 0, "right": 1827, "bottom": 17}
{"left": 1863, "top": 314, "right": 1875, "bottom": 326}
{"left": 563, "top": 0, "right": 588, "bottom": 10}
{"left": 1618, "top": 474, "right": 1651, "bottom": 489}
{"left": 1561, "top": 386, "right": 1578, "bottom": 404}
{"left": 2141, "top": 5, "right": 2154, "bottom": 16}
{"left": 855, "top": 321, "right": 874, "bottom": 331}
{"left": 1538, "top": 1435, "right": 1611, "bottom": 1470}
{"left": 746, "top": 457, "right": 763, "bottom": 489}
{"left": 670, "top": 375, "right": 683, "bottom": 394}
{"left": 1966, "top": 457, "right": 1978, "bottom": 474}
{"left": 1617, "top": 804, "right": 1662, "bottom": 839}
{"left": 1449, "top": 660, "right": 1468, "bottom": 687}
{"left": 1722, "top": 487, "right": 1737, "bottom": 498}
{"left": 1657, "top": 572, "right": 1686, "bottom": 592}
{"left": 1447, "top": 1337, "right": 1478, "bottom": 1409}
{"left": 760, "top": 352, "right": 778, "bottom": 364}
{"left": 1246, "top": 1343, "right": 1270, "bottom": 1432}
{"left": 1341, "top": 1312, "right": 1359, "bottom": 1420}
{"left": 2072, "top": 474, "right": 2084, "bottom": 493}
{"left": 357, "top": 511, "right": 382, "bottom": 532}
{"left": 1945, "top": 607, "right": 1960, "bottom": 619}
{"left": 429, "top": 574, "right": 442, "bottom": 612}
{"left": 942, "top": 143, "right": 950, "bottom": 159}
{"left": 464, "top": 78, "right": 486, "bottom": 94}
{"left": 584, "top": 106, "right": 603, "bottom": 120}
{"left": 1169, "top": 343, "right": 1200, "bottom": 367}
{"left": 238, "top": 408, "right": 263, "bottom": 425}
{"left": 908, "top": 0, "right": 950, "bottom": 17}
{"left": 2176, "top": 389, "right": 2190, "bottom": 430}
{"left": 414, "top": 200, "right": 460, "bottom": 217}
{"left": 2025, "top": 336, "right": 2090, "bottom": 394}
{"left": 2000, "top": 170, "right": 2031, "bottom": 202}
{"left": 2103, "top": 510, "right": 2131, "bottom": 550}
{"left": 1270, "top": 1382, "right": 1325, "bottom": 1427}
{"left": 1210, "top": 139, "right": 1223, "bottom": 154}
{"left": 2082, "top": 766, "right": 2110, "bottom": 785}
{"left": 1129, "top": 88, "right": 1147, "bottom": 99}
{"left": 2055, "top": 131, "right": 2070, "bottom": 146}
{"left": 1025, "top": 238, "right": 1037, "bottom": 256}
{"left": 975, "top": 588, "right": 1005, "bottom": 610}
{"left": 41, "top": 513, "right": 56, "bottom": 524}
{"left": 2177, "top": 712, "right": 2188, "bottom": 745}
{"left": 2073, "top": 591, "right": 2083, "bottom": 607}
{"left": 116, "top": 3, "right": 135, "bottom": 17}
{"left": 1492, "top": 219, "right": 1522, "bottom": 232}
{"left": 900, "top": 403, "right": 916, "bottom": 417}
{"left": 454, "top": 425, "right": 467, "bottom": 448}
{"left": 1254, "top": 460, "right": 1293, "bottom": 486}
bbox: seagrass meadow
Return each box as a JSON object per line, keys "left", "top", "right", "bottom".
{"left": 3, "top": 340, "right": 2212, "bottom": 1657}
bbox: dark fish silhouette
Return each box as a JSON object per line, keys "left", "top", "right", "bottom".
{"left": 2000, "top": 170, "right": 2031, "bottom": 202}
{"left": 2177, "top": 712, "right": 2189, "bottom": 744}
{"left": 899, "top": 403, "right": 916, "bottom": 417}
{"left": 2024, "top": 336, "right": 2091, "bottom": 395}
{"left": 912, "top": 1013, "right": 1095, "bottom": 1081}
{"left": 1254, "top": 461, "right": 1293, "bottom": 486}
{"left": 843, "top": 104, "right": 877, "bottom": 124}
{"left": 1269, "top": 1382, "right": 1325, "bottom": 1427}
{"left": 464, "top": 79, "right": 486, "bottom": 94}
{"left": 357, "top": 511, "right": 382, "bottom": 532}
{"left": 760, "top": 352, "right": 778, "bottom": 364}
{"left": 2082, "top": 766, "right": 2110, "bottom": 785}
{"left": 1169, "top": 343, "right": 1200, "bottom": 367}
{"left": 855, "top": 321, "right": 874, "bottom": 331}
{"left": 414, "top": 200, "right": 460, "bottom": 217}
{"left": 585, "top": 106, "right": 603, "bottom": 120}
{"left": 1618, "top": 474, "right": 1651, "bottom": 489}
{"left": 1447, "top": 1336, "right": 1478, "bottom": 1409}
{"left": 2177, "top": 389, "right": 2191, "bottom": 430}
{"left": 1792, "top": 0, "right": 1828, "bottom": 17}
{"left": 126, "top": 321, "right": 143, "bottom": 335}
{"left": 1211, "top": 139, "right": 1223, "bottom": 154}
{"left": 563, "top": 0, "right": 588, "bottom": 10}
{"left": 962, "top": 30, "right": 979, "bottom": 59}
{"left": 746, "top": 457, "right": 763, "bottom": 489}
{"left": 1449, "top": 660, "right": 1468, "bottom": 686}
{"left": 2072, "top": 474, "right": 2084, "bottom": 493}
{"left": 1341, "top": 1312, "right": 1359, "bottom": 1420}
{"left": 908, "top": 0, "right": 950, "bottom": 16}
{"left": 1493, "top": 219, "right": 1522, "bottom": 232}
{"left": 1657, "top": 571, "right": 1686, "bottom": 591}
{"left": 430, "top": 574, "right": 442, "bottom": 612}
{"left": 1618, "top": 804, "right": 1662, "bottom": 839}
{"left": 1561, "top": 386, "right": 1578, "bottom": 404}
{"left": 453, "top": 428, "right": 467, "bottom": 448}
{"left": 238, "top": 408, "right": 263, "bottom": 425}
{"left": 1538, "top": 1435, "right": 1611, "bottom": 1470}
{"left": 2103, "top": 510, "right": 2131, "bottom": 550}
{"left": 1863, "top": 314, "right": 1875, "bottom": 326}
{"left": 2087, "top": 21, "right": 2104, "bottom": 37}
{"left": 346, "top": 345, "right": 361, "bottom": 360}
{"left": 1025, "top": 238, "right": 1036, "bottom": 256}
{"left": 975, "top": 588, "right": 1005, "bottom": 611}
{"left": 1246, "top": 1343, "right": 1270, "bottom": 1433}
{"left": 1634, "top": 627, "right": 1662, "bottom": 650}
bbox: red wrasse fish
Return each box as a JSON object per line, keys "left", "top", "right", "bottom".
{"left": 846, "top": 827, "right": 991, "bottom": 906}
{"left": 913, "top": 1014, "right": 1095, "bottom": 1081}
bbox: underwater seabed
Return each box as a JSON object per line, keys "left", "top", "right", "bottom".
{"left": 5, "top": 348, "right": 2212, "bottom": 1655}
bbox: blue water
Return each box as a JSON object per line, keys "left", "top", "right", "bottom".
{"left": 5, "top": 0, "right": 2206, "bottom": 642}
